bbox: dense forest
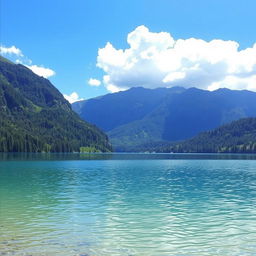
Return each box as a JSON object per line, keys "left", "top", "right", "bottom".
{"left": 0, "top": 56, "right": 112, "bottom": 152}
{"left": 137, "top": 118, "right": 256, "bottom": 153}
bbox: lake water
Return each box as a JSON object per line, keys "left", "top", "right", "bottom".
{"left": 1, "top": 153, "right": 256, "bottom": 256}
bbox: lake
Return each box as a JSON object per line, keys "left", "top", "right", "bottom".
{"left": 1, "top": 153, "right": 256, "bottom": 256}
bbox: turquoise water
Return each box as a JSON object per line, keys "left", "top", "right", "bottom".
{"left": 0, "top": 154, "right": 256, "bottom": 256}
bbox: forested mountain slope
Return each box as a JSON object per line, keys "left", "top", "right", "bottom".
{"left": 146, "top": 118, "right": 256, "bottom": 153}
{"left": 0, "top": 56, "right": 111, "bottom": 152}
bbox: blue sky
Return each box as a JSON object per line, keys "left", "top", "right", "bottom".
{"left": 1, "top": 0, "right": 256, "bottom": 101}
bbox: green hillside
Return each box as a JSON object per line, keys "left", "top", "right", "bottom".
{"left": 0, "top": 56, "right": 112, "bottom": 152}
{"left": 144, "top": 118, "right": 256, "bottom": 153}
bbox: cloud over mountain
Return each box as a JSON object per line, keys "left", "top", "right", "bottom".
{"left": 0, "top": 45, "right": 23, "bottom": 56}
{"left": 0, "top": 45, "right": 55, "bottom": 79}
{"left": 25, "top": 65, "right": 55, "bottom": 78}
{"left": 64, "top": 92, "right": 84, "bottom": 103}
{"left": 96, "top": 25, "right": 256, "bottom": 92}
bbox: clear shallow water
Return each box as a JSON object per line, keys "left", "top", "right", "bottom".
{"left": 0, "top": 154, "right": 256, "bottom": 256}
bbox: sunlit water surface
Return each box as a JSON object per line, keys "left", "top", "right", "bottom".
{"left": 0, "top": 153, "right": 256, "bottom": 256}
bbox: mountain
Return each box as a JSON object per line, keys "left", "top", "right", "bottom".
{"left": 72, "top": 86, "right": 256, "bottom": 151}
{"left": 0, "top": 56, "right": 111, "bottom": 152}
{"left": 73, "top": 86, "right": 185, "bottom": 131}
{"left": 146, "top": 118, "right": 256, "bottom": 153}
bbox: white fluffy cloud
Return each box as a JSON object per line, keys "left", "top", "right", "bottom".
{"left": 1, "top": 45, "right": 55, "bottom": 79}
{"left": 88, "top": 78, "right": 101, "bottom": 86}
{"left": 0, "top": 45, "right": 23, "bottom": 56}
{"left": 96, "top": 25, "right": 256, "bottom": 92}
{"left": 25, "top": 65, "right": 55, "bottom": 78}
{"left": 63, "top": 92, "right": 84, "bottom": 104}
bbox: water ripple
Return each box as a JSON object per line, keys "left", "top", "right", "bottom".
{"left": 0, "top": 158, "right": 256, "bottom": 255}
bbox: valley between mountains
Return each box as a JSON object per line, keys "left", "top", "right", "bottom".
{"left": 1, "top": 55, "right": 256, "bottom": 153}
{"left": 73, "top": 86, "right": 256, "bottom": 152}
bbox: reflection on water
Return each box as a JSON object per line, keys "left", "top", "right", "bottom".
{"left": 0, "top": 155, "right": 256, "bottom": 255}
{"left": 1, "top": 152, "right": 256, "bottom": 161}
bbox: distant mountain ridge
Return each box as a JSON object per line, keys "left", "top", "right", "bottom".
{"left": 73, "top": 86, "right": 185, "bottom": 131}
{"left": 0, "top": 56, "right": 111, "bottom": 152}
{"left": 73, "top": 86, "right": 256, "bottom": 151}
